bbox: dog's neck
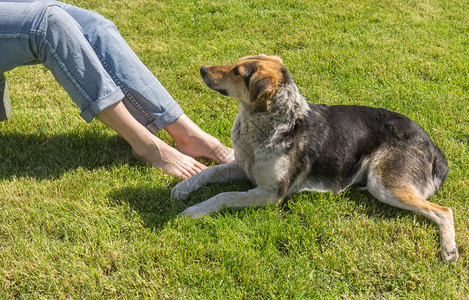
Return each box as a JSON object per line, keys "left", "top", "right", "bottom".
{"left": 272, "top": 82, "right": 310, "bottom": 120}
{"left": 234, "top": 82, "right": 311, "bottom": 149}
{"left": 240, "top": 82, "right": 310, "bottom": 123}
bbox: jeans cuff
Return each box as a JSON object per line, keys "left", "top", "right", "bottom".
{"left": 80, "top": 88, "right": 124, "bottom": 123}
{"left": 147, "top": 102, "right": 184, "bottom": 133}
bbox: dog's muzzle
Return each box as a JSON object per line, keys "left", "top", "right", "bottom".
{"left": 200, "top": 66, "right": 228, "bottom": 96}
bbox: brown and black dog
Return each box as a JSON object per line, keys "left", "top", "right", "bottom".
{"left": 172, "top": 55, "right": 458, "bottom": 261}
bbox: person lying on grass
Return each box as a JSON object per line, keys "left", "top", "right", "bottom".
{"left": 0, "top": 0, "right": 233, "bottom": 178}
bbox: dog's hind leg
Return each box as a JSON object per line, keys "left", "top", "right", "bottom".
{"left": 367, "top": 168, "right": 458, "bottom": 261}
{"left": 171, "top": 161, "right": 248, "bottom": 200}
{"left": 180, "top": 187, "right": 281, "bottom": 218}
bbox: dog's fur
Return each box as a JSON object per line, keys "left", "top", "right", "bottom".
{"left": 171, "top": 55, "right": 458, "bottom": 261}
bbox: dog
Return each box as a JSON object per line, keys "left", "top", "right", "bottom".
{"left": 171, "top": 55, "right": 458, "bottom": 261}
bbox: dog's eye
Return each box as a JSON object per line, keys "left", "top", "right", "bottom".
{"left": 233, "top": 67, "right": 240, "bottom": 76}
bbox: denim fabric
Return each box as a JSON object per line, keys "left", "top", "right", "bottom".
{"left": 0, "top": 0, "right": 183, "bottom": 131}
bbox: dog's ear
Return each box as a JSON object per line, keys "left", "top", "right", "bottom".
{"left": 249, "top": 74, "right": 274, "bottom": 112}
{"left": 249, "top": 69, "right": 280, "bottom": 112}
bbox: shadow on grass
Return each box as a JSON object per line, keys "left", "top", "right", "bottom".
{"left": 343, "top": 187, "right": 418, "bottom": 220}
{"left": 285, "top": 186, "right": 442, "bottom": 233}
{"left": 108, "top": 180, "right": 440, "bottom": 231}
{"left": 0, "top": 131, "right": 138, "bottom": 180}
{"left": 107, "top": 185, "right": 183, "bottom": 230}
{"left": 107, "top": 180, "right": 435, "bottom": 232}
{"left": 107, "top": 181, "right": 254, "bottom": 230}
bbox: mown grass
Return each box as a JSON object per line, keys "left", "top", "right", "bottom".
{"left": 1, "top": 0, "right": 468, "bottom": 298}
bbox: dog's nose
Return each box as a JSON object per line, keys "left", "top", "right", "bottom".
{"left": 200, "top": 66, "right": 208, "bottom": 77}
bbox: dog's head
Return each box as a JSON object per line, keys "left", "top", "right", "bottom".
{"left": 200, "top": 55, "right": 292, "bottom": 112}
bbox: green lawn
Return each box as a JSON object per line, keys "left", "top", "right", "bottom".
{"left": 1, "top": 0, "right": 468, "bottom": 298}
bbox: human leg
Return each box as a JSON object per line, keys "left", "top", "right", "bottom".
{"left": 2, "top": 0, "right": 180, "bottom": 131}
{"left": 55, "top": 2, "right": 183, "bottom": 132}
{"left": 0, "top": 2, "right": 209, "bottom": 178}
{"left": 57, "top": 3, "right": 234, "bottom": 163}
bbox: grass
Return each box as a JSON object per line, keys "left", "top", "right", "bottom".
{"left": 1, "top": 0, "right": 468, "bottom": 298}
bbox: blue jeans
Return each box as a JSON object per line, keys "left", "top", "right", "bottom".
{"left": 0, "top": 0, "right": 183, "bottom": 132}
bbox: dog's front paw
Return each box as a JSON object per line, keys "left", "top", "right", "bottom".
{"left": 171, "top": 184, "right": 190, "bottom": 200}
{"left": 179, "top": 205, "right": 209, "bottom": 219}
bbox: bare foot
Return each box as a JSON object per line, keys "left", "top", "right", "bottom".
{"left": 175, "top": 134, "right": 234, "bottom": 164}
{"left": 165, "top": 114, "right": 234, "bottom": 164}
{"left": 132, "top": 137, "right": 207, "bottom": 179}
